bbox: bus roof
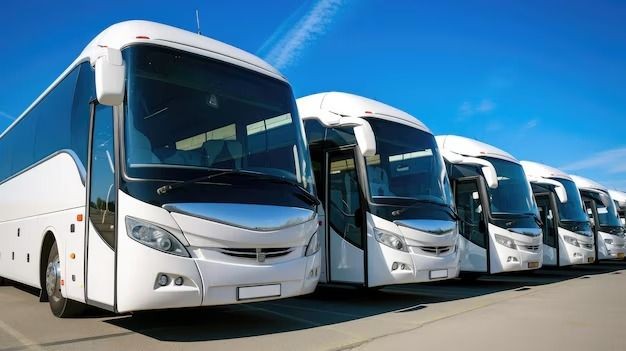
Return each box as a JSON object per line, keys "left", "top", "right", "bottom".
{"left": 296, "top": 92, "right": 431, "bottom": 133}
{"left": 571, "top": 174, "right": 609, "bottom": 194}
{"left": 435, "top": 135, "right": 519, "bottom": 164}
{"left": 2, "top": 20, "right": 284, "bottom": 139}
{"left": 520, "top": 160, "right": 572, "bottom": 181}
{"left": 608, "top": 189, "right": 626, "bottom": 208}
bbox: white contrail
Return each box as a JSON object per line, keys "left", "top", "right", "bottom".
{"left": 561, "top": 147, "right": 626, "bottom": 174}
{"left": 260, "top": 0, "right": 346, "bottom": 70}
{"left": 0, "top": 111, "right": 15, "bottom": 121}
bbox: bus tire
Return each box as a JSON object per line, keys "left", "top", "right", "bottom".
{"left": 44, "top": 242, "right": 84, "bottom": 318}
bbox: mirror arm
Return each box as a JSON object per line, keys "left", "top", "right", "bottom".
{"left": 529, "top": 177, "right": 568, "bottom": 203}
{"left": 442, "top": 151, "right": 499, "bottom": 189}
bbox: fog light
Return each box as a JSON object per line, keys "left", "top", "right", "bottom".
{"left": 400, "top": 264, "right": 406, "bottom": 270}
{"left": 573, "top": 252, "right": 582, "bottom": 257}
{"left": 507, "top": 256, "right": 519, "bottom": 263}
{"left": 158, "top": 274, "right": 169, "bottom": 287}
{"left": 174, "top": 277, "right": 184, "bottom": 286}
{"left": 392, "top": 262, "right": 399, "bottom": 271}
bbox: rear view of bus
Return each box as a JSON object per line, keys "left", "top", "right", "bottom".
{"left": 521, "top": 161, "right": 595, "bottom": 266}
{"left": 299, "top": 92, "right": 460, "bottom": 288}
{"left": 0, "top": 21, "right": 321, "bottom": 317}
{"left": 572, "top": 176, "right": 625, "bottom": 261}
{"left": 437, "top": 136, "right": 542, "bottom": 274}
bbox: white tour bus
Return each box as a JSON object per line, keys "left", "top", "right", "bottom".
{"left": 0, "top": 21, "right": 322, "bottom": 317}
{"left": 608, "top": 190, "right": 626, "bottom": 227}
{"left": 436, "top": 135, "right": 543, "bottom": 274}
{"left": 298, "top": 92, "right": 460, "bottom": 287}
{"left": 572, "top": 176, "right": 626, "bottom": 260}
{"left": 521, "top": 161, "right": 595, "bottom": 266}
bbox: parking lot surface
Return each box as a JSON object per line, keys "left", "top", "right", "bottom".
{"left": 1, "top": 262, "right": 625, "bottom": 351}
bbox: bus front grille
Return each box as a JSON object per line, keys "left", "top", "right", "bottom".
{"left": 216, "top": 247, "right": 294, "bottom": 260}
{"left": 520, "top": 245, "right": 540, "bottom": 252}
{"left": 418, "top": 246, "right": 453, "bottom": 256}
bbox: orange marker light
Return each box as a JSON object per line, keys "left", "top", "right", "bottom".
{"left": 60, "top": 279, "right": 65, "bottom": 286}
{"left": 136, "top": 35, "right": 150, "bottom": 39}
{"left": 70, "top": 253, "right": 76, "bottom": 259}
{"left": 76, "top": 214, "right": 83, "bottom": 222}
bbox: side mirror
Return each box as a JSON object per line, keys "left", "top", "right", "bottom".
{"left": 529, "top": 177, "right": 568, "bottom": 203}
{"left": 337, "top": 116, "right": 376, "bottom": 156}
{"left": 94, "top": 47, "right": 125, "bottom": 106}
{"left": 442, "top": 151, "right": 499, "bottom": 189}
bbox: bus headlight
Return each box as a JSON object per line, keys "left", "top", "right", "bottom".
{"left": 126, "top": 217, "right": 190, "bottom": 257}
{"left": 375, "top": 229, "right": 408, "bottom": 252}
{"left": 494, "top": 234, "right": 517, "bottom": 249}
{"left": 564, "top": 235, "right": 580, "bottom": 247}
{"left": 305, "top": 232, "right": 320, "bottom": 256}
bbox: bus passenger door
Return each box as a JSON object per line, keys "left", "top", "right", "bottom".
{"left": 583, "top": 198, "right": 600, "bottom": 262}
{"left": 536, "top": 193, "right": 558, "bottom": 265}
{"left": 454, "top": 177, "right": 489, "bottom": 272}
{"left": 325, "top": 148, "right": 366, "bottom": 285}
{"left": 85, "top": 104, "right": 117, "bottom": 310}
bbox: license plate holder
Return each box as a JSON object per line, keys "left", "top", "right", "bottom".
{"left": 429, "top": 269, "right": 448, "bottom": 280}
{"left": 618, "top": 253, "right": 625, "bottom": 259}
{"left": 588, "top": 257, "right": 595, "bottom": 263}
{"left": 528, "top": 261, "right": 539, "bottom": 269}
{"left": 237, "top": 284, "right": 281, "bottom": 301}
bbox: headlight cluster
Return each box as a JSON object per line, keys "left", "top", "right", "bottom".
{"left": 563, "top": 235, "right": 580, "bottom": 247}
{"left": 375, "top": 229, "right": 408, "bottom": 252}
{"left": 125, "top": 217, "right": 189, "bottom": 257}
{"left": 305, "top": 232, "right": 320, "bottom": 256}
{"left": 494, "top": 234, "right": 517, "bottom": 249}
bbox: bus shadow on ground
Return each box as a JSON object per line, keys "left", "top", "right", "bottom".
{"left": 104, "top": 261, "right": 626, "bottom": 342}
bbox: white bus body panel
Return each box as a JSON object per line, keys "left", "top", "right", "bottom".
{"left": 488, "top": 224, "right": 543, "bottom": 273}
{"left": 460, "top": 224, "right": 542, "bottom": 273}
{"left": 458, "top": 236, "right": 488, "bottom": 272}
{"left": 597, "top": 230, "right": 626, "bottom": 260}
{"left": 557, "top": 227, "right": 595, "bottom": 266}
{"left": 328, "top": 226, "right": 365, "bottom": 283}
{"left": 0, "top": 153, "right": 86, "bottom": 301}
{"left": 86, "top": 221, "right": 114, "bottom": 306}
{"left": 115, "top": 192, "right": 320, "bottom": 313}
{"left": 316, "top": 209, "right": 460, "bottom": 286}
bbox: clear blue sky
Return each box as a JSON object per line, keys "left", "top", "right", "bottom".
{"left": 1, "top": 0, "right": 625, "bottom": 190}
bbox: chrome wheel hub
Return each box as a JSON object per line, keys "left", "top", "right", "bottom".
{"left": 45, "top": 257, "right": 60, "bottom": 297}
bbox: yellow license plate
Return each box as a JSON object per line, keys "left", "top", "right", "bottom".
{"left": 618, "top": 253, "right": 624, "bottom": 259}
{"left": 528, "top": 261, "right": 539, "bottom": 269}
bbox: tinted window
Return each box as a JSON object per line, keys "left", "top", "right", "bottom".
{"left": 482, "top": 157, "right": 537, "bottom": 215}
{"left": 328, "top": 150, "right": 363, "bottom": 248}
{"left": 89, "top": 105, "right": 116, "bottom": 249}
{"left": 455, "top": 180, "right": 486, "bottom": 248}
{"left": 537, "top": 195, "right": 557, "bottom": 247}
{"left": 0, "top": 63, "right": 90, "bottom": 183}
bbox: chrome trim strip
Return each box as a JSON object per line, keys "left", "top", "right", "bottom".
{"left": 508, "top": 227, "right": 543, "bottom": 237}
{"left": 395, "top": 219, "right": 456, "bottom": 235}
{"left": 163, "top": 202, "right": 316, "bottom": 232}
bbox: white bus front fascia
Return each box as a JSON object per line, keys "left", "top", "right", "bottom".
{"left": 441, "top": 150, "right": 499, "bottom": 189}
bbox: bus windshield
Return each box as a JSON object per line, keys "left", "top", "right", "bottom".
{"left": 482, "top": 157, "right": 537, "bottom": 216}
{"left": 363, "top": 118, "right": 454, "bottom": 208}
{"left": 596, "top": 192, "right": 623, "bottom": 228}
{"left": 555, "top": 178, "right": 589, "bottom": 222}
{"left": 123, "top": 45, "right": 313, "bottom": 192}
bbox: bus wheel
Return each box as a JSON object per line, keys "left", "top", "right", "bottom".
{"left": 45, "top": 242, "right": 84, "bottom": 317}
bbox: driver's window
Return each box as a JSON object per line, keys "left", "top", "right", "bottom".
{"left": 89, "top": 105, "right": 116, "bottom": 249}
{"left": 328, "top": 151, "right": 363, "bottom": 248}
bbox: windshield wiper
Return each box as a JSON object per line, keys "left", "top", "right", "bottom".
{"left": 392, "top": 199, "right": 459, "bottom": 221}
{"left": 156, "top": 169, "right": 320, "bottom": 206}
